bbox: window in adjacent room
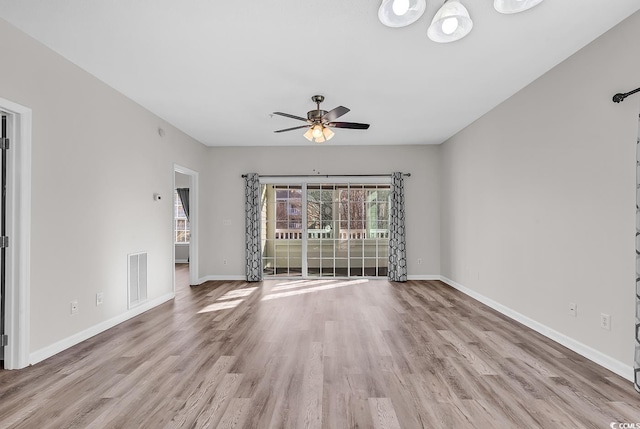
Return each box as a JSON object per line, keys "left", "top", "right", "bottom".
{"left": 175, "top": 190, "right": 190, "bottom": 243}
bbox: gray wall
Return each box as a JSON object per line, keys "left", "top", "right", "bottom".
{"left": 201, "top": 145, "right": 440, "bottom": 280}
{"left": 0, "top": 18, "right": 208, "bottom": 355}
{"left": 440, "top": 11, "right": 640, "bottom": 368}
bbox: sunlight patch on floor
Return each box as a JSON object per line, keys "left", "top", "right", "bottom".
{"left": 217, "top": 287, "right": 258, "bottom": 300}
{"left": 198, "top": 299, "right": 244, "bottom": 313}
{"left": 198, "top": 286, "right": 258, "bottom": 313}
{"left": 262, "top": 279, "right": 369, "bottom": 301}
{"left": 271, "top": 279, "right": 335, "bottom": 292}
{"left": 273, "top": 279, "right": 310, "bottom": 287}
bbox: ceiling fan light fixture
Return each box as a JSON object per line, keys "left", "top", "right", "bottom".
{"left": 378, "top": 0, "right": 427, "bottom": 28}
{"left": 494, "top": 0, "right": 544, "bottom": 14}
{"left": 304, "top": 124, "right": 331, "bottom": 143}
{"left": 427, "top": 0, "right": 473, "bottom": 43}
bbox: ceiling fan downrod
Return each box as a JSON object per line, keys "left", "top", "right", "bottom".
{"left": 309, "top": 95, "right": 327, "bottom": 122}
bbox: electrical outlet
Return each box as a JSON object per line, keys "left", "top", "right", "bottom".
{"left": 417, "top": 258, "right": 422, "bottom": 265}
{"left": 70, "top": 300, "right": 78, "bottom": 315}
{"left": 96, "top": 292, "right": 103, "bottom": 306}
{"left": 568, "top": 302, "right": 577, "bottom": 317}
{"left": 600, "top": 313, "right": 611, "bottom": 331}
{"left": 223, "top": 259, "right": 228, "bottom": 265}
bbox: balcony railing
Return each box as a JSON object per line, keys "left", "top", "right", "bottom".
{"left": 274, "top": 228, "right": 389, "bottom": 240}
{"left": 274, "top": 230, "right": 303, "bottom": 239}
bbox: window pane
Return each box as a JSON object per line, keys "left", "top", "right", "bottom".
{"left": 262, "top": 258, "right": 274, "bottom": 276}
{"left": 321, "top": 188, "right": 334, "bottom": 202}
{"left": 276, "top": 201, "right": 287, "bottom": 220}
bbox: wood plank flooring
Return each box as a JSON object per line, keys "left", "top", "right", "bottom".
{"left": 0, "top": 264, "right": 639, "bottom": 428}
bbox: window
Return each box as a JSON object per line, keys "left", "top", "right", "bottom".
{"left": 261, "top": 182, "right": 390, "bottom": 278}
{"left": 274, "top": 186, "right": 303, "bottom": 237}
{"left": 175, "top": 190, "right": 190, "bottom": 243}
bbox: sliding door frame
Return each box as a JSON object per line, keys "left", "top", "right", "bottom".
{"left": 260, "top": 176, "right": 391, "bottom": 280}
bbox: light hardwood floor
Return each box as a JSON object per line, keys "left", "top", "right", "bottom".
{"left": 0, "top": 264, "right": 639, "bottom": 428}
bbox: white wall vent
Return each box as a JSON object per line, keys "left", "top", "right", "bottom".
{"left": 128, "top": 252, "right": 148, "bottom": 308}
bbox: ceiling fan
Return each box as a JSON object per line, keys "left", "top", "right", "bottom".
{"left": 273, "top": 95, "right": 370, "bottom": 143}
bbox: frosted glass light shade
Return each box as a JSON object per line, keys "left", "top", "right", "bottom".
{"left": 378, "top": 0, "right": 427, "bottom": 28}
{"left": 427, "top": 1, "right": 473, "bottom": 43}
{"left": 494, "top": 0, "right": 544, "bottom": 14}
{"left": 311, "top": 124, "right": 324, "bottom": 139}
{"left": 322, "top": 127, "right": 335, "bottom": 141}
{"left": 303, "top": 128, "right": 313, "bottom": 141}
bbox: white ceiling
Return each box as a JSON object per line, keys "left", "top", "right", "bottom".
{"left": 0, "top": 1, "right": 638, "bottom": 147}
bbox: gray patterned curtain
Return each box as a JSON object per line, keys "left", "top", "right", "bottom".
{"left": 245, "top": 173, "right": 263, "bottom": 282}
{"left": 176, "top": 188, "right": 189, "bottom": 221}
{"left": 389, "top": 172, "right": 407, "bottom": 282}
{"left": 633, "top": 139, "right": 640, "bottom": 392}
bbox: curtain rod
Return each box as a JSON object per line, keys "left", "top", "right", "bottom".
{"left": 613, "top": 87, "right": 640, "bottom": 103}
{"left": 241, "top": 173, "right": 411, "bottom": 178}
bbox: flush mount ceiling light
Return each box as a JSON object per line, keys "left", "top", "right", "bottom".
{"left": 380, "top": 0, "right": 545, "bottom": 43}
{"left": 427, "top": 0, "right": 473, "bottom": 43}
{"left": 378, "top": 0, "right": 427, "bottom": 28}
{"left": 494, "top": 0, "right": 544, "bottom": 14}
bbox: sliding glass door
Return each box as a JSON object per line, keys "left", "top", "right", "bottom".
{"left": 306, "top": 184, "right": 337, "bottom": 276}
{"left": 261, "top": 184, "right": 303, "bottom": 276}
{"left": 261, "top": 180, "right": 390, "bottom": 278}
{"left": 341, "top": 184, "right": 389, "bottom": 277}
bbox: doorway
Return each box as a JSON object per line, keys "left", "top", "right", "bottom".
{"left": 260, "top": 178, "right": 391, "bottom": 279}
{"left": 173, "top": 165, "right": 198, "bottom": 289}
{"left": 0, "top": 113, "right": 8, "bottom": 364}
{"left": 0, "top": 98, "right": 31, "bottom": 370}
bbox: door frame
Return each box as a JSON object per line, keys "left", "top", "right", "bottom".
{"left": 0, "top": 98, "right": 32, "bottom": 370}
{"left": 173, "top": 164, "right": 199, "bottom": 287}
{"left": 260, "top": 176, "right": 391, "bottom": 279}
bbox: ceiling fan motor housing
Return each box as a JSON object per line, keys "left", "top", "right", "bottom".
{"left": 307, "top": 110, "right": 328, "bottom": 122}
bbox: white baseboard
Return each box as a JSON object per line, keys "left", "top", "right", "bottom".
{"left": 198, "top": 275, "right": 246, "bottom": 284}
{"left": 197, "top": 275, "right": 440, "bottom": 283}
{"left": 407, "top": 275, "right": 441, "bottom": 281}
{"left": 197, "top": 275, "right": 438, "bottom": 283}
{"left": 439, "top": 276, "right": 633, "bottom": 382}
{"left": 29, "top": 292, "right": 175, "bottom": 366}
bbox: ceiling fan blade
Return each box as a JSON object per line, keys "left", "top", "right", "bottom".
{"left": 273, "top": 112, "right": 309, "bottom": 122}
{"left": 274, "top": 125, "right": 311, "bottom": 133}
{"left": 322, "top": 106, "right": 350, "bottom": 122}
{"left": 327, "top": 122, "right": 370, "bottom": 130}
